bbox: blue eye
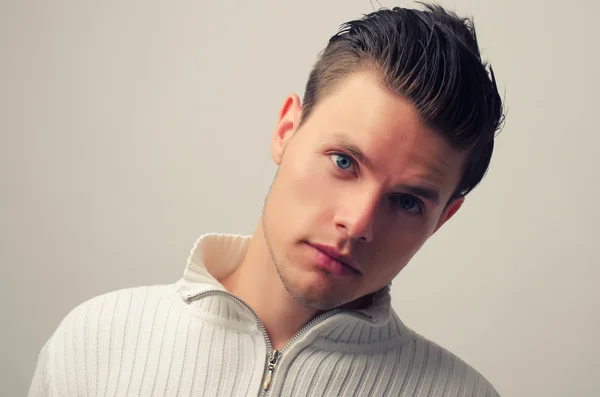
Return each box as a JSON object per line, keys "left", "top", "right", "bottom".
{"left": 332, "top": 154, "right": 354, "bottom": 170}
{"left": 391, "top": 195, "right": 422, "bottom": 214}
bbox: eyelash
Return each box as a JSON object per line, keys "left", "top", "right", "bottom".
{"left": 330, "top": 152, "right": 357, "bottom": 174}
{"left": 389, "top": 195, "right": 424, "bottom": 216}
{"left": 329, "top": 152, "right": 425, "bottom": 216}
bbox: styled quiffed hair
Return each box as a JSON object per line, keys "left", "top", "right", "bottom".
{"left": 300, "top": 3, "right": 504, "bottom": 200}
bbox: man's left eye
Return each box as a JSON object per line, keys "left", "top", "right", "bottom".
{"left": 331, "top": 154, "right": 354, "bottom": 170}
{"left": 391, "top": 195, "right": 422, "bottom": 214}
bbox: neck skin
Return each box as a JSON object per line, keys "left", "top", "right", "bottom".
{"left": 219, "top": 220, "right": 319, "bottom": 351}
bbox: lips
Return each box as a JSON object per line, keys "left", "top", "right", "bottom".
{"left": 308, "top": 242, "right": 361, "bottom": 275}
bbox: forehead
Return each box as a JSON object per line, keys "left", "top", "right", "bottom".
{"left": 301, "top": 71, "right": 466, "bottom": 195}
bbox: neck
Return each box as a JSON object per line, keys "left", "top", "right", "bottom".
{"left": 219, "top": 221, "right": 319, "bottom": 351}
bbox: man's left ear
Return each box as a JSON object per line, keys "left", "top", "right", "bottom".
{"left": 432, "top": 196, "right": 464, "bottom": 234}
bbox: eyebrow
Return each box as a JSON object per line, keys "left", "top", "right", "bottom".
{"left": 331, "top": 135, "right": 441, "bottom": 205}
{"left": 333, "top": 136, "right": 374, "bottom": 171}
{"left": 401, "top": 185, "right": 441, "bottom": 205}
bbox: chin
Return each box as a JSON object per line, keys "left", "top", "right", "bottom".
{"left": 282, "top": 273, "right": 353, "bottom": 311}
{"left": 269, "top": 236, "right": 356, "bottom": 309}
{"left": 293, "top": 293, "right": 342, "bottom": 311}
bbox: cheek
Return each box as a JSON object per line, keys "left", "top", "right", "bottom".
{"left": 265, "top": 152, "right": 338, "bottom": 242}
{"left": 363, "top": 227, "right": 431, "bottom": 280}
{"left": 281, "top": 155, "right": 337, "bottom": 214}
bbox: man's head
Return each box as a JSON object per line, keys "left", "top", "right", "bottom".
{"left": 261, "top": 4, "right": 504, "bottom": 310}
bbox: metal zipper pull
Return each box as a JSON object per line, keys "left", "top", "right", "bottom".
{"left": 263, "top": 349, "right": 281, "bottom": 391}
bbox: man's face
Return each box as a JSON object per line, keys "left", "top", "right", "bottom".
{"left": 262, "top": 71, "right": 466, "bottom": 310}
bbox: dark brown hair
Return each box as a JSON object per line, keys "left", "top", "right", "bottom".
{"left": 300, "top": 3, "right": 505, "bottom": 199}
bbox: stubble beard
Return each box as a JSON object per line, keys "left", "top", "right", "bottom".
{"left": 262, "top": 215, "right": 345, "bottom": 312}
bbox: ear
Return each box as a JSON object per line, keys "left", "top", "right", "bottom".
{"left": 432, "top": 196, "right": 464, "bottom": 235}
{"left": 271, "top": 94, "right": 302, "bottom": 165}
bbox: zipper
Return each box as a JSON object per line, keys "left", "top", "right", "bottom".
{"left": 261, "top": 308, "right": 353, "bottom": 393}
{"left": 262, "top": 349, "right": 280, "bottom": 391}
{"left": 185, "top": 289, "right": 274, "bottom": 351}
{"left": 185, "top": 289, "right": 374, "bottom": 396}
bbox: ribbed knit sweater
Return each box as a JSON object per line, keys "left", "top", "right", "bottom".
{"left": 29, "top": 234, "right": 500, "bottom": 397}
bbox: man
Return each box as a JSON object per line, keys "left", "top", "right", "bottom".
{"left": 29, "top": 3, "right": 504, "bottom": 397}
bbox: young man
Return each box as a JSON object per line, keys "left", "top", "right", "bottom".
{"left": 29, "top": 4, "right": 504, "bottom": 397}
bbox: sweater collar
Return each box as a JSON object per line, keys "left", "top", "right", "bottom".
{"left": 180, "top": 233, "right": 392, "bottom": 325}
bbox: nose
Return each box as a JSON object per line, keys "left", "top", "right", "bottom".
{"left": 334, "top": 190, "right": 379, "bottom": 243}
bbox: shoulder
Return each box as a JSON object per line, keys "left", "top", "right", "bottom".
{"left": 399, "top": 329, "right": 500, "bottom": 397}
{"left": 34, "top": 284, "right": 188, "bottom": 394}
{"left": 47, "top": 284, "right": 177, "bottom": 348}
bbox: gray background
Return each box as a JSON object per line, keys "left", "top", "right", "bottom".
{"left": 1, "top": 0, "right": 599, "bottom": 396}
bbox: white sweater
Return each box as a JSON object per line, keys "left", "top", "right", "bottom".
{"left": 29, "top": 234, "right": 500, "bottom": 396}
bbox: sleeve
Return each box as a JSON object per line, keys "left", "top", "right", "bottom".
{"left": 27, "top": 340, "right": 53, "bottom": 397}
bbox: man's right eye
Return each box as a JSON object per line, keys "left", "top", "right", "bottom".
{"left": 330, "top": 153, "right": 354, "bottom": 171}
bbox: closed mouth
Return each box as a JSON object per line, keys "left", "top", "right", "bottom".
{"left": 309, "top": 243, "right": 361, "bottom": 275}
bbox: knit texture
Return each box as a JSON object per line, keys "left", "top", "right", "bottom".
{"left": 28, "top": 234, "right": 500, "bottom": 397}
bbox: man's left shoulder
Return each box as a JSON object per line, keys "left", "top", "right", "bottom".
{"left": 401, "top": 330, "right": 501, "bottom": 397}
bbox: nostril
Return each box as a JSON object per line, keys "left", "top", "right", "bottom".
{"left": 336, "top": 223, "right": 349, "bottom": 232}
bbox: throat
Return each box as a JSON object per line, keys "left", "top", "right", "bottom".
{"left": 219, "top": 247, "right": 320, "bottom": 352}
{"left": 340, "top": 293, "right": 375, "bottom": 311}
